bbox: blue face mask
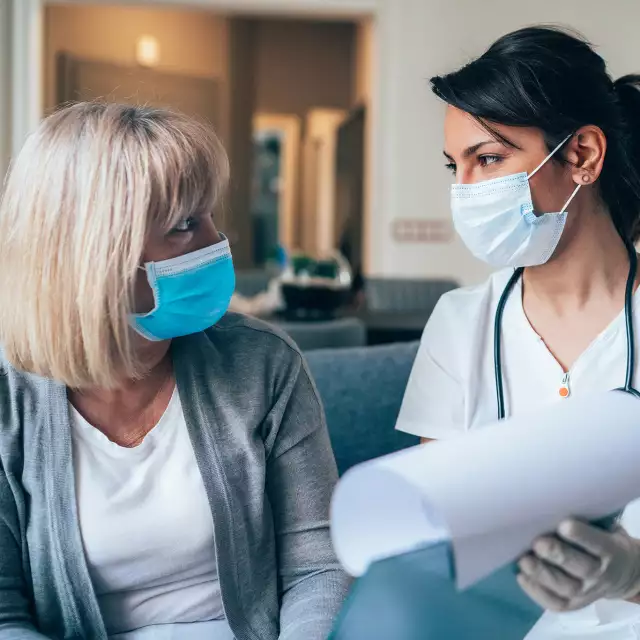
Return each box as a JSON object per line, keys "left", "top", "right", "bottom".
{"left": 130, "top": 237, "right": 235, "bottom": 341}
{"left": 450, "top": 134, "right": 581, "bottom": 268}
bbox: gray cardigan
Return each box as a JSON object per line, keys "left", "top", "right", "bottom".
{"left": 0, "top": 314, "right": 350, "bottom": 640}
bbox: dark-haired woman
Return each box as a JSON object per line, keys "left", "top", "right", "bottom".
{"left": 395, "top": 26, "right": 640, "bottom": 636}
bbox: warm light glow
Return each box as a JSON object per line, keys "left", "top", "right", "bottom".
{"left": 136, "top": 35, "right": 160, "bottom": 68}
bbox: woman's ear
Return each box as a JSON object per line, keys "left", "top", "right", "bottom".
{"left": 564, "top": 125, "right": 607, "bottom": 186}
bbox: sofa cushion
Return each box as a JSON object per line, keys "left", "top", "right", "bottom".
{"left": 306, "top": 342, "right": 420, "bottom": 475}
{"left": 279, "top": 317, "right": 367, "bottom": 352}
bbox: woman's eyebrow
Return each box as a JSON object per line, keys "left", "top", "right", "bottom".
{"left": 443, "top": 140, "right": 499, "bottom": 160}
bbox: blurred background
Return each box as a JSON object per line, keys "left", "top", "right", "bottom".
{"left": 1, "top": 0, "right": 639, "bottom": 351}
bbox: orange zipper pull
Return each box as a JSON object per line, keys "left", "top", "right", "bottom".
{"left": 559, "top": 372, "right": 571, "bottom": 398}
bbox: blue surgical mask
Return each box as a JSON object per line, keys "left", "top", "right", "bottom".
{"left": 130, "top": 237, "right": 235, "bottom": 341}
{"left": 450, "top": 135, "right": 581, "bottom": 268}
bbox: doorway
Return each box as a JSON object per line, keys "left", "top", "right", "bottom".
{"left": 40, "top": 2, "right": 373, "bottom": 273}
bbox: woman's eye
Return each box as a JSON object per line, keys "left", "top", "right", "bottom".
{"left": 479, "top": 154, "right": 502, "bottom": 168}
{"left": 171, "top": 216, "right": 199, "bottom": 234}
{"left": 445, "top": 162, "right": 457, "bottom": 175}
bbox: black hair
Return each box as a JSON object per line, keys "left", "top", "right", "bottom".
{"left": 431, "top": 26, "right": 640, "bottom": 242}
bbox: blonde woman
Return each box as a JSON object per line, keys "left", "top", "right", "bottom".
{"left": 0, "top": 103, "right": 349, "bottom": 640}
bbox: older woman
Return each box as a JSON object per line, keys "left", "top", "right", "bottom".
{"left": 0, "top": 102, "right": 349, "bottom": 640}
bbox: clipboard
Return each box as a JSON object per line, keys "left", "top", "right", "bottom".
{"left": 330, "top": 541, "right": 542, "bottom": 640}
{"left": 330, "top": 512, "right": 621, "bottom": 640}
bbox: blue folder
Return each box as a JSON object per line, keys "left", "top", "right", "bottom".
{"left": 330, "top": 541, "right": 543, "bottom": 640}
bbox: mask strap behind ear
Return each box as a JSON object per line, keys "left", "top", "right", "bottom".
{"left": 528, "top": 133, "right": 574, "bottom": 180}
{"left": 560, "top": 184, "right": 582, "bottom": 215}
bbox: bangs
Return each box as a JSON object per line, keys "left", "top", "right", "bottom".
{"left": 144, "top": 113, "right": 229, "bottom": 232}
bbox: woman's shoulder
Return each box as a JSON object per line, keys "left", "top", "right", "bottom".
{"left": 202, "top": 312, "right": 304, "bottom": 377}
{"left": 426, "top": 269, "right": 514, "bottom": 336}
{"left": 209, "top": 312, "right": 300, "bottom": 353}
{"left": 419, "top": 269, "right": 516, "bottom": 369}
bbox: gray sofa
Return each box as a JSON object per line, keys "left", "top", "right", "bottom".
{"left": 306, "top": 341, "right": 420, "bottom": 475}
{"left": 277, "top": 317, "right": 367, "bottom": 352}
{"left": 364, "top": 278, "right": 458, "bottom": 313}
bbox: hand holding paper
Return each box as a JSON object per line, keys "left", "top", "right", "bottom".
{"left": 519, "top": 519, "right": 640, "bottom": 611}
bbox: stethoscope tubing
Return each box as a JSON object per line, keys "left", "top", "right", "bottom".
{"left": 494, "top": 245, "right": 640, "bottom": 420}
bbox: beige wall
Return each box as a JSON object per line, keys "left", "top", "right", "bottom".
{"left": 44, "top": 4, "right": 230, "bottom": 140}
{"left": 253, "top": 18, "right": 356, "bottom": 117}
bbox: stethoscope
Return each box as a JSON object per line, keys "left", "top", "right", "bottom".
{"left": 493, "top": 242, "right": 640, "bottom": 421}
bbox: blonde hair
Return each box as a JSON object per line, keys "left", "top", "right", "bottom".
{"left": 0, "top": 102, "right": 229, "bottom": 388}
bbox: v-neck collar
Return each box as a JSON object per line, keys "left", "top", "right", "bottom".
{"left": 508, "top": 275, "right": 638, "bottom": 378}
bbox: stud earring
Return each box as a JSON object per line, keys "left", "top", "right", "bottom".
{"left": 581, "top": 174, "right": 590, "bottom": 184}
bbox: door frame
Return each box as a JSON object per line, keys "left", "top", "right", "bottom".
{"left": 301, "top": 109, "right": 347, "bottom": 256}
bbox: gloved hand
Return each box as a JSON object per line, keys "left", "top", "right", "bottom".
{"left": 517, "top": 519, "right": 640, "bottom": 612}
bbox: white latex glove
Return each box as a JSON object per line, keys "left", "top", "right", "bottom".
{"left": 517, "top": 519, "right": 640, "bottom": 612}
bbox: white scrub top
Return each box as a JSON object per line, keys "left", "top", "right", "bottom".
{"left": 396, "top": 268, "right": 640, "bottom": 639}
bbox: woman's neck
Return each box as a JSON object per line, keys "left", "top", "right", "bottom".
{"left": 523, "top": 210, "right": 633, "bottom": 312}
{"left": 68, "top": 344, "right": 175, "bottom": 447}
{"left": 520, "top": 208, "right": 637, "bottom": 372}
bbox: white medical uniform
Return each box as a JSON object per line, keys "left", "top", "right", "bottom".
{"left": 396, "top": 268, "right": 640, "bottom": 639}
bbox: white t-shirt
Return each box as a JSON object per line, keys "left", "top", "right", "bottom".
{"left": 71, "top": 388, "right": 228, "bottom": 639}
{"left": 396, "top": 269, "right": 640, "bottom": 638}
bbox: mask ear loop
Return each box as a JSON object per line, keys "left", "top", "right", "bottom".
{"left": 558, "top": 183, "right": 582, "bottom": 214}
{"left": 527, "top": 132, "right": 581, "bottom": 214}
{"left": 527, "top": 133, "right": 574, "bottom": 180}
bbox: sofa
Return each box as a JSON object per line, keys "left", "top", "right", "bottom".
{"left": 277, "top": 317, "right": 367, "bottom": 352}
{"left": 305, "top": 341, "right": 420, "bottom": 475}
{"left": 235, "top": 269, "right": 273, "bottom": 297}
{"left": 364, "top": 278, "right": 458, "bottom": 313}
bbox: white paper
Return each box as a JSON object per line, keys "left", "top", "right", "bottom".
{"left": 331, "top": 392, "right": 640, "bottom": 589}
